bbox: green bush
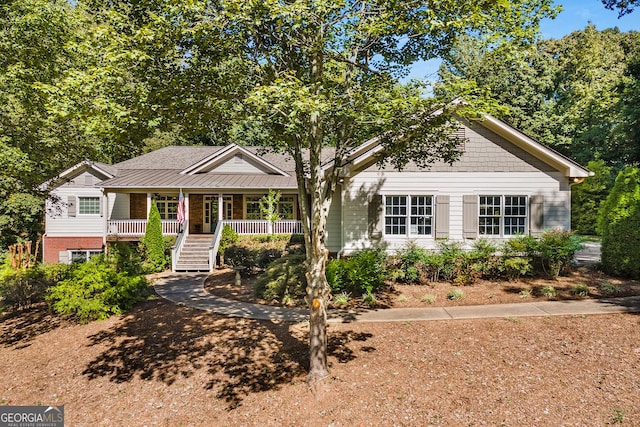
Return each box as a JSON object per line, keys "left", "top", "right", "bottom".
{"left": 108, "top": 241, "right": 144, "bottom": 276}
{"left": 254, "top": 254, "right": 307, "bottom": 302}
{"left": 510, "top": 231, "right": 583, "bottom": 279}
{"left": 0, "top": 262, "right": 72, "bottom": 309}
{"left": 326, "top": 249, "right": 386, "bottom": 295}
{"left": 326, "top": 257, "right": 348, "bottom": 292}
{"left": 223, "top": 234, "right": 290, "bottom": 269}
{"left": 572, "top": 159, "right": 615, "bottom": 235}
{"left": 598, "top": 167, "right": 640, "bottom": 278}
{"left": 395, "top": 243, "right": 428, "bottom": 283}
{"left": 139, "top": 201, "right": 167, "bottom": 273}
{"left": 218, "top": 224, "right": 239, "bottom": 266}
{"left": 46, "top": 256, "right": 149, "bottom": 322}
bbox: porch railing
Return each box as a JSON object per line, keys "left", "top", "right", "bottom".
{"left": 221, "top": 219, "right": 303, "bottom": 235}
{"left": 107, "top": 219, "right": 180, "bottom": 237}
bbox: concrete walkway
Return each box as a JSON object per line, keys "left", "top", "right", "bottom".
{"left": 153, "top": 273, "right": 640, "bottom": 323}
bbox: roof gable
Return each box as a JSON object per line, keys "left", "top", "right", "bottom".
{"left": 181, "top": 144, "right": 290, "bottom": 176}
{"left": 340, "top": 114, "right": 592, "bottom": 179}
{"left": 41, "top": 160, "right": 115, "bottom": 191}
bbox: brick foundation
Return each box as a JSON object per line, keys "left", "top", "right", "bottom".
{"left": 43, "top": 236, "right": 104, "bottom": 264}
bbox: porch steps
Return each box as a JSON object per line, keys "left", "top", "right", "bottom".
{"left": 174, "top": 235, "right": 213, "bottom": 272}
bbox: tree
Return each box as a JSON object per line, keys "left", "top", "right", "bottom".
{"left": 598, "top": 167, "right": 640, "bottom": 278}
{"left": 211, "top": 0, "right": 558, "bottom": 381}
{"left": 140, "top": 201, "right": 166, "bottom": 273}
{"left": 602, "top": 0, "right": 639, "bottom": 17}
{"left": 571, "top": 160, "right": 615, "bottom": 235}
{"left": 438, "top": 26, "right": 640, "bottom": 167}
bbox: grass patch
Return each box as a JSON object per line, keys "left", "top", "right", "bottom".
{"left": 447, "top": 289, "right": 465, "bottom": 301}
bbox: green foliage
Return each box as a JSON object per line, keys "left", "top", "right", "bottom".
{"left": 439, "top": 26, "right": 640, "bottom": 167}
{"left": 325, "top": 249, "right": 386, "bottom": 295}
{"left": 572, "top": 160, "right": 615, "bottom": 235}
{"left": 332, "top": 291, "right": 350, "bottom": 307}
{"left": 598, "top": 167, "right": 640, "bottom": 278}
{"left": 107, "top": 241, "right": 144, "bottom": 276}
{"left": 0, "top": 261, "right": 72, "bottom": 309}
{"left": 394, "top": 243, "right": 429, "bottom": 284}
{"left": 600, "top": 281, "right": 621, "bottom": 296}
{"left": 218, "top": 224, "right": 239, "bottom": 266}
{"left": 539, "top": 285, "right": 557, "bottom": 298}
{"left": 387, "top": 232, "right": 579, "bottom": 284}
{"left": 139, "top": 201, "right": 167, "bottom": 273}
{"left": 447, "top": 289, "right": 465, "bottom": 300}
{"left": 421, "top": 294, "right": 436, "bottom": 304}
{"left": 46, "top": 255, "right": 148, "bottom": 322}
{"left": 571, "top": 283, "right": 590, "bottom": 296}
{"left": 259, "top": 189, "right": 281, "bottom": 223}
{"left": 254, "top": 254, "right": 307, "bottom": 302}
{"left": 511, "top": 230, "right": 583, "bottom": 279}
{"left": 223, "top": 234, "right": 291, "bottom": 269}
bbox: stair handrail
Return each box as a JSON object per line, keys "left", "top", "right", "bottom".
{"left": 208, "top": 220, "right": 226, "bottom": 273}
{"left": 171, "top": 220, "right": 189, "bottom": 272}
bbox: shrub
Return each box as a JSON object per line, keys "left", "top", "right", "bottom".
{"left": 438, "top": 241, "right": 465, "bottom": 282}
{"left": 139, "top": 201, "right": 167, "bottom": 273}
{"left": 498, "top": 256, "right": 533, "bottom": 281}
{"left": 254, "top": 254, "right": 307, "bottom": 302}
{"left": 46, "top": 256, "right": 149, "bottom": 322}
{"left": 325, "top": 257, "right": 348, "bottom": 292}
{"left": 223, "top": 234, "right": 290, "bottom": 269}
{"left": 394, "top": 243, "right": 428, "bottom": 284}
{"left": 600, "top": 281, "right": 621, "bottom": 296}
{"left": 325, "top": 249, "right": 386, "bottom": 295}
{"left": 447, "top": 289, "right": 465, "bottom": 300}
{"left": 598, "top": 167, "right": 640, "bottom": 278}
{"left": 421, "top": 294, "right": 436, "bottom": 304}
{"left": 572, "top": 159, "right": 615, "bottom": 235}
{"left": 0, "top": 262, "right": 71, "bottom": 309}
{"left": 510, "top": 231, "right": 583, "bottom": 279}
{"left": 332, "top": 292, "right": 350, "bottom": 306}
{"left": 539, "top": 285, "right": 557, "bottom": 298}
{"left": 571, "top": 283, "right": 590, "bottom": 296}
{"left": 108, "top": 241, "right": 144, "bottom": 276}
{"left": 218, "top": 224, "right": 239, "bottom": 266}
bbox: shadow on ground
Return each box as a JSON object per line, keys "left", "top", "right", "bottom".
{"left": 81, "top": 295, "right": 374, "bottom": 409}
{"left": 0, "top": 304, "right": 68, "bottom": 349}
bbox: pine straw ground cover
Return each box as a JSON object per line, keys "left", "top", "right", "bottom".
{"left": 1, "top": 268, "right": 639, "bottom": 426}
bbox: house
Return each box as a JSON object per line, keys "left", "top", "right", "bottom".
{"left": 42, "top": 114, "right": 592, "bottom": 271}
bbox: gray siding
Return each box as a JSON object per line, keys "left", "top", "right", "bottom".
{"left": 339, "top": 170, "right": 571, "bottom": 254}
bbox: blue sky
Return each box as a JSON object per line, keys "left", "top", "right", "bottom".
{"left": 407, "top": 0, "right": 640, "bottom": 81}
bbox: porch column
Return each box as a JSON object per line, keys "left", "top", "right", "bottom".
{"left": 218, "top": 193, "right": 224, "bottom": 222}
{"left": 185, "top": 192, "right": 190, "bottom": 232}
{"left": 146, "top": 193, "right": 153, "bottom": 217}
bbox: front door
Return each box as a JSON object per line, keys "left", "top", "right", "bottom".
{"left": 204, "top": 195, "right": 232, "bottom": 233}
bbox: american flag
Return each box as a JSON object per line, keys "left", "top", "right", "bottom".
{"left": 177, "top": 189, "right": 185, "bottom": 225}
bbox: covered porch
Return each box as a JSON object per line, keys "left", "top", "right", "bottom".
{"left": 105, "top": 191, "right": 302, "bottom": 239}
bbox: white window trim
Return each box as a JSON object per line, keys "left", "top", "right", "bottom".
{"left": 478, "top": 194, "right": 529, "bottom": 237}
{"left": 68, "top": 249, "right": 102, "bottom": 264}
{"left": 77, "top": 196, "right": 101, "bottom": 216}
{"left": 383, "top": 194, "right": 434, "bottom": 237}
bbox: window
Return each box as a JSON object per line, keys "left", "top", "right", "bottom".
{"left": 278, "top": 196, "right": 295, "bottom": 220}
{"left": 155, "top": 195, "right": 178, "bottom": 220}
{"left": 479, "top": 195, "right": 528, "bottom": 236}
{"left": 78, "top": 197, "right": 100, "bottom": 215}
{"left": 245, "top": 196, "right": 262, "bottom": 220}
{"left": 245, "top": 195, "right": 296, "bottom": 220}
{"left": 410, "top": 196, "right": 433, "bottom": 235}
{"left": 385, "top": 195, "right": 433, "bottom": 236}
{"left": 69, "top": 250, "right": 102, "bottom": 263}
